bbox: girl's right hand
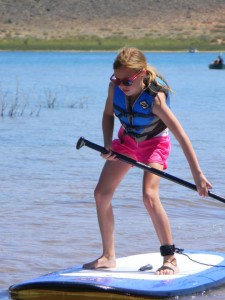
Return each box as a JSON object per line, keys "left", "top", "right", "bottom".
{"left": 101, "top": 146, "right": 118, "bottom": 161}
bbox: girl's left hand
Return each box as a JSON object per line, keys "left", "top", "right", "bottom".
{"left": 195, "top": 173, "right": 212, "bottom": 197}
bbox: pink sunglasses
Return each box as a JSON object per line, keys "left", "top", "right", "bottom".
{"left": 110, "top": 70, "right": 142, "bottom": 86}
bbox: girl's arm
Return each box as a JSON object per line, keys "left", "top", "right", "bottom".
{"left": 101, "top": 82, "right": 118, "bottom": 161}
{"left": 152, "top": 92, "right": 212, "bottom": 197}
{"left": 102, "top": 82, "right": 115, "bottom": 148}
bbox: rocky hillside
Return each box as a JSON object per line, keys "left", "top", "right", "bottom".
{"left": 0, "top": 0, "right": 225, "bottom": 44}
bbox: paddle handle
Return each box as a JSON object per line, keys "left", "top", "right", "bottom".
{"left": 76, "top": 137, "right": 225, "bottom": 204}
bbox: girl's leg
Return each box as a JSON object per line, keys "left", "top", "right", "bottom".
{"left": 142, "top": 163, "right": 179, "bottom": 275}
{"left": 83, "top": 159, "right": 131, "bottom": 269}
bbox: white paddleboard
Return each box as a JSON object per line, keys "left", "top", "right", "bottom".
{"left": 9, "top": 250, "right": 225, "bottom": 299}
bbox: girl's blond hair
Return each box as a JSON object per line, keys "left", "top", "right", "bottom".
{"left": 113, "top": 47, "right": 171, "bottom": 92}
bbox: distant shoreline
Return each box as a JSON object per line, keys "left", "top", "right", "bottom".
{"left": 0, "top": 37, "right": 224, "bottom": 52}
{"left": 0, "top": 49, "right": 221, "bottom": 53}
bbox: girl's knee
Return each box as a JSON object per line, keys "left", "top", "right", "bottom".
{"left": 94, "top": 186, "right": 103, "bottom": 204}
{"left": 143, "top": 190, "right": 159, "bottom": 211}
{"left": 94, "top": 185, "right": 114, "bottom": 205}
{"left": 94, "top": 185, "right": 101, "bottom": 199}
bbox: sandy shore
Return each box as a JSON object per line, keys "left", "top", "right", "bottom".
{"left": 0, "top": 0, "right": 224, "bottom": 45}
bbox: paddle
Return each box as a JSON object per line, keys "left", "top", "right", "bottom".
{"left": 76, "top": 137, "right": 225, "bottom": 204}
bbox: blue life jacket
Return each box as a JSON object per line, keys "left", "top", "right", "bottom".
{"left": 113, "top": 78, "right": 170, "bottom": 140}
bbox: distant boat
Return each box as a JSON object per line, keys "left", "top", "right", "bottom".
{"left": 209, "top": 53, "right": 224, "bottom": 69}
{"left": 208, "top": 63, "right": 225, "bottom": 70}
{"left": 188, "top": 47, "right": 198, "bottom": 53}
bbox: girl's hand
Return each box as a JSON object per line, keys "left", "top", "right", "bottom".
{"left": 194, "top": 173, "right": 212, "bottom": 197}
{"left": 101, "top": 146, "right": 118, "bottom": 161}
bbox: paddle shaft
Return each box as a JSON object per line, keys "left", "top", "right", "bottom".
{"left": 76, "top": 137, "right": 225, "bottom": 204}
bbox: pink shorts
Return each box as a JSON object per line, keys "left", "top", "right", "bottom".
{"left": 112, "top": 127, "right": 171, "bottom": 169}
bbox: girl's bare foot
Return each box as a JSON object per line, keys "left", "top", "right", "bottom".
{"left": 83, "top": 255, "right": 116, "bottom": 269}
{"left": 155, "top": 257, "right": 179, "bottom": 275}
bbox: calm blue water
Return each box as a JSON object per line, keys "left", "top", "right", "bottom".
{"left": 0, "top": 51, "right": 225, "bottom": 300}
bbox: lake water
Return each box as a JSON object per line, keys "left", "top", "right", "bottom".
{"left": 0, "top": 51, "right": 225, "bottom": 300}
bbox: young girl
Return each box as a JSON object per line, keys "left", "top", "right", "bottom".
{"left": 83, "top": 47, "right": 212, "bottom": 275}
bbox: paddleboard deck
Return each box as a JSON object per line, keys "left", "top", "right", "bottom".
{"left": 9, "top": 250, "right": 225, "bottom": 299}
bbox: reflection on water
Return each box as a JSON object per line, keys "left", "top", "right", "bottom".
{"left": 0, "top": 52, "right": 225, "bottom": 300}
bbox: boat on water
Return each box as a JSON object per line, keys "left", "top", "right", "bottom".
{"left": 209, "top": 53, "right": 224, "bottom": 69}
{"left": 208, "top": 63, "right": 225, "bottom": 70}
{"left": 188, "top": 47, "right": 198, "bottom": 53}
